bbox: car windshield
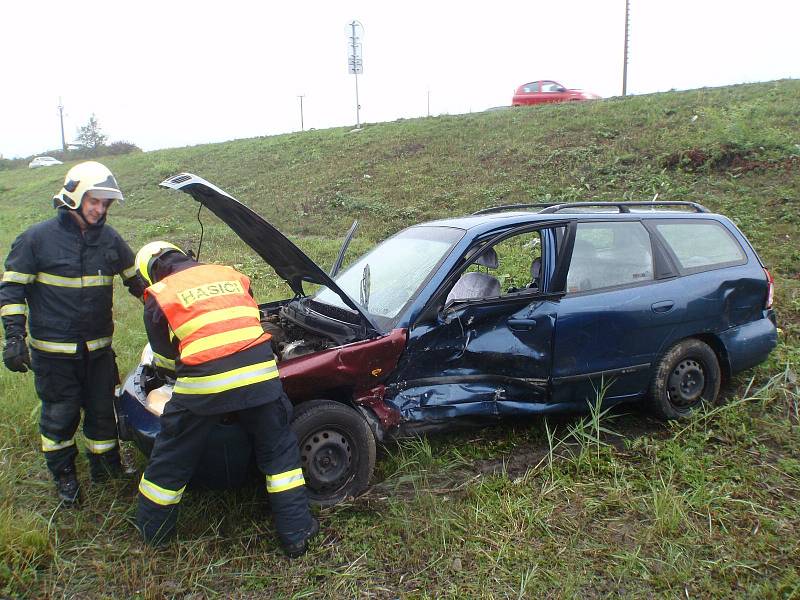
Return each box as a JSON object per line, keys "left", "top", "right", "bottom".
{"left": 314, "top": 225, "right": 464, "bottom": 322}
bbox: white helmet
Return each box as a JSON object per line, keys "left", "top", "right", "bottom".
{"left": 53, "top": 161, "right": 123, "bottom": 210}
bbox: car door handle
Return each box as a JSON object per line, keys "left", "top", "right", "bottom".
{"left": 508, "top": 318, "right": 537, "bottom": 331}
{"left": 651, "top": 300, "right": 675, "bottom": 313}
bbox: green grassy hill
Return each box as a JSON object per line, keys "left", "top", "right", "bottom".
{"left": 1, "top": 80, "right": 798, "bottom": 598}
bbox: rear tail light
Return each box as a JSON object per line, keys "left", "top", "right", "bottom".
{"left": 764, "top": 268, "right": 774, "bottom": 309}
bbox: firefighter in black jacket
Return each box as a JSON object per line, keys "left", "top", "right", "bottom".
{"left": 0, "top": 161, "right": 145, "bottom": 505}
{"left": 134, "top": 241, "right": 318, "bottom": 557}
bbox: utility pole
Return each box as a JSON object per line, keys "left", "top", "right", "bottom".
{"left": 58, "top": 97, "right": 67, "bottom": 152}
{"left": 354, "top": 67, "right": 360, "bottom": 129}
{"left": 298, "top": 95, "right": 305, "bottom": 131}
{"left": 622, "top": 0, "right": 630, "bottom": 96}
{"left": 347, "top": 20, "right": 364, "bottom": 129}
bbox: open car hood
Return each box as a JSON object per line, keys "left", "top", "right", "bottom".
{"left": 159, "top": 173, "right": 379, "bottom": 335}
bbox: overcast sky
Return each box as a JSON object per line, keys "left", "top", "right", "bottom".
{"left": 2, "top": 0, "right": 798, "bottom": 158}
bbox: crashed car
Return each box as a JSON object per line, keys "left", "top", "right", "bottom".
{"left": 116, "top": 176, "right": 778, "bottom": 505}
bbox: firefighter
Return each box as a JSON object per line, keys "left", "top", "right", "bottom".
{"left": 134, "top": 241, "right": 318, "bottom": 557}
{"left": 0, "top": 161, "right": 145, "bottom": 505}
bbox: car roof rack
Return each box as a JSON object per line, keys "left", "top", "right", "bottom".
{"left": 472, "top": 203, "right": 557, "bottom": 215}
{"left": 473, "top": 201, "right": 709, "bottom": 215}
{"left": 537, "top": 201, "right": 709, "bottom": 213}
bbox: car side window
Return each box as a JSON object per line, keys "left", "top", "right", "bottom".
{"left": 566, "top": 221, "right": 654, "bottom": 293}
{"left": 541, "top": 82, "right": 561, "bottom": 92}
{"left": 491, "top": 231, "right": 543, "bottom": 292}
{"left": 654, "top": 221, "right": 746, "bottom": 271}
{"left": 523, "top": 82, "right": 539, "bottom": 93}
{"left": 444, "top": 232, "right": 541, "bottom": 304}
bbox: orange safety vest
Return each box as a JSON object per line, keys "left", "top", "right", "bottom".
{"left": 145, "top": 264, "right": 269, "bottom": 366}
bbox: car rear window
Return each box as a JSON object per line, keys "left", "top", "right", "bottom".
{"left": 655, "top": 221, "right": 745, "bottom": 270}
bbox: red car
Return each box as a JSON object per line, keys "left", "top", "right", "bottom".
{"left": 512, "top": 80, "right": 600, "bottom": 106}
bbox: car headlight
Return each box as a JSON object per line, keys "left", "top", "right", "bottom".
{"left": 145, "top": 385, "right": 173, "bottom": 417}
{"left": 138, "top": 343, "right": 173, "bottom": 416}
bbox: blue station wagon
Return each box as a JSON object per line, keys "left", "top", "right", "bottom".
{"left": 116, "top": 175, "right": 778, "bottom": 505}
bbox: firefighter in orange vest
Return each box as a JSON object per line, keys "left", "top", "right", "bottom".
{"left": 133, "top": 241, "right": 318, "bottom": 557}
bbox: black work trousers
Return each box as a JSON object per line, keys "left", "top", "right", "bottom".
{"left": 32, "top": 348, "right": 121, "bottom": 478}
{"left": 136, "top": 394, "right": 313, "bottom": 546}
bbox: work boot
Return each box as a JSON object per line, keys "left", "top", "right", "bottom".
{"left": 55, "top": 466, "right": 81, "bottom": 506}
{"left": 136, "top": 497, "right": 178, "bottom": 548}
{"left": 280, "top": 517, "right": 320, "bottom": 559}
{"left": 88, "top": 451, "right": 126, "bottom": 483}
{"left": 136, "top": 520, "right": 176, "bottom": 549}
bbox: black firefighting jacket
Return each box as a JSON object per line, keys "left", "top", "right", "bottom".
{"left": 0, "top": 208, "right": 144, "bottom": 357}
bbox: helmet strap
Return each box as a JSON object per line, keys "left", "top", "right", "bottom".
{"left": 69, "top": 207, "right": 90, "bottom": 232}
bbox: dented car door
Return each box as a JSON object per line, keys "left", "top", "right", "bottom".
{"left": 385, "top": 223, "right": 568, "bottom": 424}
{"left": 387, "top": 296, "right": 557, "bottom": 423}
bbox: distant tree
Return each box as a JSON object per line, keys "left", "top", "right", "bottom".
{"left": 105, "top": 141, "right": 142, "bottom": 155}
{"left": 75, "top": 114, "right": 108, "bottom": 154}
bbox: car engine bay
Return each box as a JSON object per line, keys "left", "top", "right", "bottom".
{"left": 261, "top": 311, "right": 339, "bottom": 361}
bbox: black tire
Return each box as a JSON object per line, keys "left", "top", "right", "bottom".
{"left": 291, "top": 399, "right": 376, "bottom": 506}
{"left": 649, "top": 338, "right": 721, "bottom": 420}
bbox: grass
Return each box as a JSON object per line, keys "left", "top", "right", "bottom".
{"left": 0, "top": 79, "right": 799, "bottom": 598}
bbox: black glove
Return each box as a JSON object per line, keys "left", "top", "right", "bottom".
{"left": 3, "top": 336, "right": 31, "bottom": 373}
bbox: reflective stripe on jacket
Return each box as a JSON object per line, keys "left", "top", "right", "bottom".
{"left": 145, "top": 264, "right": 270, "bottom": 366}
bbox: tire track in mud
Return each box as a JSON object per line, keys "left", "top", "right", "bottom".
{"left": 354, "top": 410, "right": 671, "bottom": 504}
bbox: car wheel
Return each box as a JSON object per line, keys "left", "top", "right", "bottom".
{"left": 291, "top": 399, "right": 376, "bottom": 506}
{"left": 649, "top": 338, "right": 721, "bottom": 420}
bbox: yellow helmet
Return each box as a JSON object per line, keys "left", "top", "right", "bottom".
{"left": 53, "top": 161, "right": 123, "bottom": 210}
{"left": 136, "top": 241, "right": 184, "bottom": 285}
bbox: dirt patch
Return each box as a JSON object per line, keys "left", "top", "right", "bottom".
{"left": 467, "top": 444, "right": 552, "bottom": 480}
{"left": 388, "top": 142, "right": 425, "bottom": 159}
{"left": 663, "top": 147, "right": 726, "bottom": 171}
{"left": 725, "top": 154, "right": 799, "bottom": 174}
{"left": 476, "top": 148, "right": 531, "bottom": 171}
{"left": 663, "top": 148, "right": 799, "bottom": 173}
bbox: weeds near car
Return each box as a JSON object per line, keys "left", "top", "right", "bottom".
{"left": 566, "top": 377, "right": 619, "bottom": 461}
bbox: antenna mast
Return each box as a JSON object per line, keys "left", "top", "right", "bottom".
{"left": 347, "top": 20, "right": 364, "bottom": 129}
{"left": 622, "top": 0, "right": 630, "bottom": 96}
{"left": 58, "top": 97, "right": 67, "bottom": 152}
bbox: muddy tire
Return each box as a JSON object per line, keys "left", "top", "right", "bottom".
{"left": 649, "top": 338, "right": 721, "bottom": 420}
{"left": 291, "top": 399, "right": 376, "bottom": 506}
